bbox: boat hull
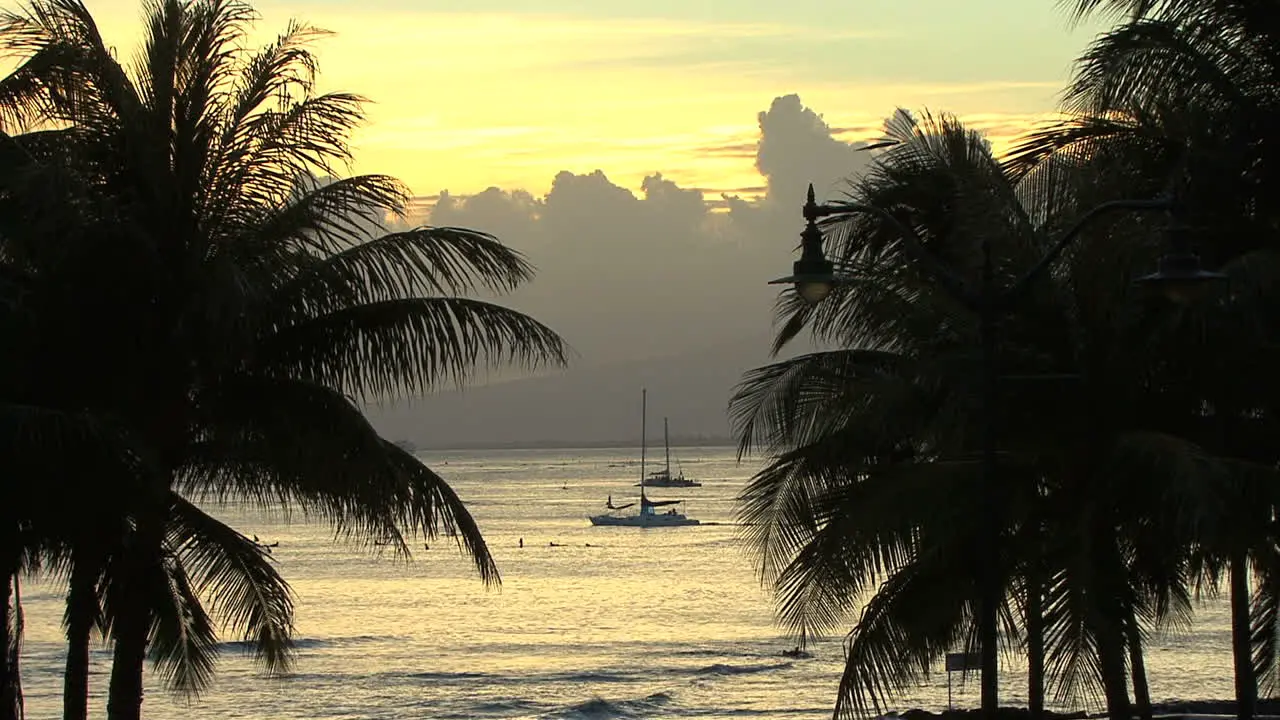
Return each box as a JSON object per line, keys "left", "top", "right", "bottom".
{"left": 634, "top": 480, "right": 703, "bottom": 488}
{"left": 588, "top": 513, "right": 701, "bottom": 527}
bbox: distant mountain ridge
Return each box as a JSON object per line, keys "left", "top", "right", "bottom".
{"left": 364, "top": 331, "right": 795, "bottom": 449}
{"left": 405, "top": 436, "right": 737, "bottom": 452}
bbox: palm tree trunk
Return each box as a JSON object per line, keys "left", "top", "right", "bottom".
{"left": 1126, "top": 613, "right": 1152, "bottom": 720}
{"left": 1026, "top": 548, "right": 1045, "bottom": 720}
{"left": 978, "top": 258, "right": 1002, "bottom": 716}
{"left": 63, "top": 557, "right": 98, "bottom": 720}
{"left": 0, "top": 499, "right": 11, "bottom": 720}
{"left": 1231, "top": 551, "right": 1257, "bottom": 720}
{"left": 1092, "top": 520, "right": 1132, "bottom": 720}
{"left": 0, "top": 573, "right": 15, "bottom": 720}
{"left": 1098, "top": 623, "right": 1133, "bottom": 720}
{"left": 106, "top": 512, "right": 164, "bottom": 720}
{"left": 106, "top": 594, "right": 149, "bottom": 720}
{"left": 6, "top": 577, "right": 21, "bottom": 720}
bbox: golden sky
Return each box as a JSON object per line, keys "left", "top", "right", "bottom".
{"left": 78, "top": 0, "right": 1108, "bottom": 200}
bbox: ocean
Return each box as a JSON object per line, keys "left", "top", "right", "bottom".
{"left": 16, "top": 447, "right": 1235, "bottom": 719}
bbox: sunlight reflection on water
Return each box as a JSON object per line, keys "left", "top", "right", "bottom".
{"left": 18, "top": 448, "right": 1235, "bottom": 719}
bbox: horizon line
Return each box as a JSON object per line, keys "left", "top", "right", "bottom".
{"left": 409, "top": 436, "right": 737, "bottom": 453}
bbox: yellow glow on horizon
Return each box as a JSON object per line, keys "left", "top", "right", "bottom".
{"left": 17, "top": 4, "right": 1093, "bottom": 202}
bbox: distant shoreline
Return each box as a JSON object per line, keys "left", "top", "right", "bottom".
{"left": 408, "top": 437, "right": 737, "bottom": 452}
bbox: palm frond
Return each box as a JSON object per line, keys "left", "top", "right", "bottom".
{"left": 1107, "top": 430, "right": 1229, "bottom": 542}
{"left": 181, "top": 374, "right": 409, "bottom": 541}
{"left": 144, "top": 546, "right": 220, "bottom": 697}
{"left": 180, "top": 373, "right": 498, "bottom": 581}
{"left": 729, "top": 349, "right": 929, "bottom": 459}
{"left": 730, "top": 345, "right": 965, "bottom": 590}
{"left": 0, "top": 402, "right": 146, "bottom": 522}
{"left": 222, "top": 18, "right": 327, "bottom": 132}
{"left": 1066, "top": 18, "right": 1256, "bottom": 114}
{"left": 221, "top": 91, "right": 366, "bottom": 197}
{"left": 832, "top": 539, "right": 979, "bottom": 720}
{"left": 736, "top": 441, "right": 839, "bottom": 586}
{"left": 767, "top": 292, "right": 814, "bottom": 355}
{"left": 0, "top": 0, "right": 99, "bottom": 129}
{"left": 0, "top": 34, "right": 87, "bottom": 131}
{"left": 1004, "top": 113, "right": 1175, "bottom": 186}
{"left": 1040, "top": 564, "right": 1105, "bottom": 706}
{"left": 0, "top": 0, "right": 145, "bottom": 138}
{"left": 162, "top": 0, "right": 260, "bottom": 218}
{"left": 3, "top": 575, "right": 23, "bottom": 720}
{"left": 226, "top": 174, "right": 407, "bottom": 260}
{"left": 1251, "top": 542, "right": 1280, "bottom": 696}
{"left": 792, "top": 109, "right": 1042, "bottom": 357}
{"left": 772, "top": 460, "right": 978, "bottom": 641}
{"left": 1060, "top": 0, "right": 1222, "bottom": 23}
{"left": 271, "top": 224, "right": 539, "bottom": 309}
{"left": 381, "top": 442, "right": 499, "bottom": 585}
{"left": 736, "top": 429, "right": 972, "bottom": 593}
{"left": 256, "top": 297, "right": 568, "bottom": 398}
{"left": 167, "top": 495, "right": 295, "bottom": 675}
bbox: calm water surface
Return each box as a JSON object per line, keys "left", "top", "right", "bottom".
{"left": 19, "top": 448, "right": 1233, "bottom": 718}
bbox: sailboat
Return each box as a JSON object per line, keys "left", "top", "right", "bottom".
{"left": 635, "top": 417, "right": 702, "bottom": 488}
{"left": 589, "top": 389, "right": 700, "bottom": 528}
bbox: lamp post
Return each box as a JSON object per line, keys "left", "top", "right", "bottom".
{"left": 771, "top": 183, "right": 1225, "bottom": 716}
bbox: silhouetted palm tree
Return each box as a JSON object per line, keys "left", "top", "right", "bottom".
{"left": 1010, "top": 1, "right": 1280, "bottom": 714}
{"left": 0, "top": 2, "right": 569, "bottom": 719}
{"left": 0, "top": 124, "right": 143, "bottom": 720}
{"left": 730, "top": 110, "right": 1247, "bottom": 719}
{"left": 0, "top": 127, "right": 299, "bottom": 720}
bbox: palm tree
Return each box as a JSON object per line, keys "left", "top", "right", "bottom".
{"left": 1009, "top": 1, "right": 1280, "bottom": 714}
{"left": 0, "top": 124, "right": 141, "bottom": 720}
{"left": 0, "top": 2, "right": 569, "bottom": 718}
{"left": 0, "top": 127, "right": 301, "bottom": 720}
{"left": 730, "top": 109, "right": 1231, "bottom": 719}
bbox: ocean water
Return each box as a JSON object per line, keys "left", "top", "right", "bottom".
{"left": 16, "top": 447, "right": 1235, "bottom": 719}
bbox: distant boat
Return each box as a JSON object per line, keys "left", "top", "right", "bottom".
{"left": 589, "top": 389, "right": 699, "bottom": 528}
{"left": 635, "top": 417, "right": 702, "bottom": 488}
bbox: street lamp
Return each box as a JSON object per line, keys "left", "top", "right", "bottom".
{"left": 772, "top": 182, "right": 1225, "bottom": 716}
{"left": 1136, "top": 221, "right": 1228, "bottom": 304}
{"left": 769, "top": 186, "right": 837, "bottom": 304}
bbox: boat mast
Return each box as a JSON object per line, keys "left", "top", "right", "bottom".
{"left": 664, "top": 417, "right": 671, "bottom": 475}
{"left": 640, "top": 389, "right": 647, "bottom": 504}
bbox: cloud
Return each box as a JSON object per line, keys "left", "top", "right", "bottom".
{"left": 420, "top": 94, "right": 876, "bottom": 368}
{"left": 275, "top": 11, "right": 888, "bottom": 73}
{"left": 86, "top": 3, "right": 1085, "bottom": 203}
{"left": 755, "top": 95, "right": 874, "bottom": 209}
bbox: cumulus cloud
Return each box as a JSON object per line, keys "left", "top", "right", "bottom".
{"left": 421, "top": 94, "right": 877, "bottom": 367}
{"left": 755, "top": 94, "right": 874, "bottom": 209}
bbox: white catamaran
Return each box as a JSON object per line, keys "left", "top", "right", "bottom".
{"left": 589, "top": 389, "right": 700, "bottom": 528}
{"left": 634, "top": 417, "right": 702, "bottom": 488}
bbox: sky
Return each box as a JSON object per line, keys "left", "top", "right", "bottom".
{"left": 77, "top": 0, "right": 1117, "bottom": 440}
{"left": 86, "top": 0, "right": 1109, "bottom": 200}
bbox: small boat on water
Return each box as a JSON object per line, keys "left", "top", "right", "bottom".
{"left": 635, "top": 417, "right": 702, "bottom": 488}
{"left": 589, "top": 493, "right": 699, "bottom": 527}
{"left": 589, "top": 389, "right": 699, "bottom": 528}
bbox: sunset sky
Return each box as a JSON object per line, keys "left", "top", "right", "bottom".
{"left": 88, "top": 0, "right": 1109, "bottom": 201}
